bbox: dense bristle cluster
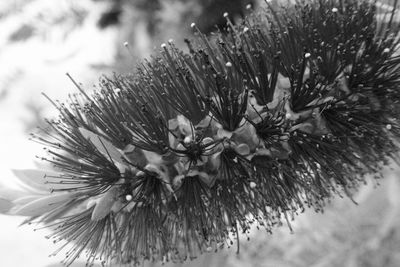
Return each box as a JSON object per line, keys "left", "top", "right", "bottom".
{"left": 9, "top": 0, "right": 400, "bottom": 266}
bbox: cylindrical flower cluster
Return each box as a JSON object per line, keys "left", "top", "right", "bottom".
{"left": 2, "top": 0, "right": 400, "bottom": 266}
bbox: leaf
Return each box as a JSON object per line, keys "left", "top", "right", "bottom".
{"left": 0, "top": 198, "right": 13, "bottom": 213}
{"left": 91, "top": 186, "right": 118, "bottom": 221}
{"left": 13, "top": 195, "right": 43, "bottom": 205}
{"left": 11, "top": 193, "right": 74, "bottom": 217}
{"left": 0, "top": 188, "right": 32, "bottom": 201}
{"left": 12, "top": 169, "right": 58, "bottom": 193}
{"left": 79, "top": 127, "right": 126, "bottom": 165}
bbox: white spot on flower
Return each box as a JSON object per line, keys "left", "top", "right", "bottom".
{"left": 183, "top": 136, "right": 192, "bottom": 144}
{"left": 332, "top": 7, "right": 338, "bottom": 13}
{"left": 250, "top": 182, "right": 257, "bottom": 189}
{"left": 225, "top": 62, "right": 232, "bottom": 67}
{"left": 386, "top": 124, "right": 392, "bottom": 130}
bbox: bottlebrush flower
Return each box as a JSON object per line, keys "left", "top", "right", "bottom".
{"left": 1, "top": 0, "right": 400, "bottom": 266}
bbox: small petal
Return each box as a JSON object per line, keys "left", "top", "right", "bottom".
{"left": 123, "top": 144, "right": 148, "bottom": 168}
{"left": 168, "top": 117, "right": 179, "bottom": 130}
{"left": 254, "top": 148, "right": 272, "bottom": 157}
{"left": 144, "top": 164, "right": 174, "bottom": 194}
{"left": 217, "top": 128, "right": 233, "bottom": 139}
{"left": 202, "top": 137, "right": 214, "bottom": 145}
{"left": 290, "top": 122, "right": 314, "bottom": 133}
{"left": 198, "top": 155, "right": 208, "bottom": 166}
{"left": 91, "top": 186, "right": 119, "bottom": 221}
{"left": 143, "top": 150, "right": 164, "bottom": 166}
{"left": 173, "top": 175, "right": 185, "bottom": 189}
{"left": 111, "top": 200, "right": 124, "bottom": 213}
{"left": 196, "top": 116, "right": 212, "bottom": 128}
{"left": 161, "top": 151, "right": 178, "bottom": 164}
{"left": 79, "top": 127, "right": 126, "bottom": 165}
{"left": 337, "top": 72, "right": 350, "bottom": 94}
{"left": 235, "top": 143, "right": 250, "bottom": 155}
{"left": 174, "top": 115, "right": 194, "bottom": 136}
{"left": 204, "top": 146, "right": 223, "bottom": 171}
{"left": 232, "top": 122, "right": 261, "bottom": 151}
{"left": 123, "top": 144, "right": 136, "bottom": 153}
{"left": 176, "top": 143, "right": 185, "bottom": 151}
{"left": 277, "top": 73, "right": 291, "bottom": 89}
{"left": 197, "top": 172, "right": 214, "bottom": 187}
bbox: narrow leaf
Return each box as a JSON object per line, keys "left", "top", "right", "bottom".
{"left": 0, "top": 188, "right": 32, "bottom": 201}
{"left": 0, "top": 198, "right": 13, "bottom": 213}
{"left": 12, "top": 169, "right": 58, "bottom": 193}
{"left": 11, "top": 193, "right": 74, "bottom": 217}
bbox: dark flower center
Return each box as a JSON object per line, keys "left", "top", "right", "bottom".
{"left": 184, "top": 141, "right": 204, "bottom": 162}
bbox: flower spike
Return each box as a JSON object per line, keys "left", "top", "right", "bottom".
{"left": 2, "top": 1, "right": 400, "bottom": 266}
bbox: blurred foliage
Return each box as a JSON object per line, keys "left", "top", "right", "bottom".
{"left": 96, "top": 0, "right": 254, "bottom": 33}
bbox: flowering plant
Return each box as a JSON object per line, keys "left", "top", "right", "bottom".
{"left": 1, "top": 0, "right": 400, "bottom": 266}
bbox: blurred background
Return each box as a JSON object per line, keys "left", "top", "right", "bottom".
{"left": 0, "top": 0, "right": 400, "bottom": 266}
